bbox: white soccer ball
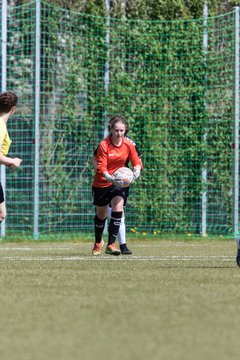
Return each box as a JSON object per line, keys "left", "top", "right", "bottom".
{"left": 112, "top": 167, "right": 134, "bottom": 188}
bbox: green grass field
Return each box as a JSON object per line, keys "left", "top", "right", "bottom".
{"left": 0, "top": 238, "right": 239, "bottom": 360}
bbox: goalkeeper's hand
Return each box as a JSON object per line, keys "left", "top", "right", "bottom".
{"left": 131, "top": 167, "right": 141, "bottom": 184}
{"left": 112, "top": 176, "right": 124, "bottom": 188}
{"left": 104, "top": 172, "right": 124, "bottom": 187}
{"left": 104, "top": 172, "right": 115, "bottom": 183}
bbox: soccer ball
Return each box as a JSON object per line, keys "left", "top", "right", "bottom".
{"left": 112, "top": 167, "right": 134, "bottom": 188}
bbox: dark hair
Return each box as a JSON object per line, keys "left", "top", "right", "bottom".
{"left": 108, "top": 115, "right": 129, "bottom": 135}
{"left": 0, "top": 91, "right": 18, "bottom": 114}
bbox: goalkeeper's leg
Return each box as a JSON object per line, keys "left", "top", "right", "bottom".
{"left": 108, "top": 207, "right": 125, "bottom": 245}
{"left": 92, "top": 205, "right": 108, "bottom": 256}
{"left": 108, "top": 208, "right": 132, "bottom": 254}
{"left": 117, "top": 215, "right": 126, "bottom": 245}
{"left": 117, "top": 213, "right": 132, "bottom": 255}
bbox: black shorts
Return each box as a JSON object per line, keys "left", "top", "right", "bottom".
{"left": 92, "top": 185, "right": 129, "bottom": 207}
{"left": 0, "top": 183, "right": 4, "bottom": 204}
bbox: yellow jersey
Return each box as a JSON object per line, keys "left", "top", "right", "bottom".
{"left": 0, "top": 117, "right": 12, "bottom": 155}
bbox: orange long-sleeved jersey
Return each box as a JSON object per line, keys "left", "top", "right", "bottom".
{"left": 93, "top": 136, "right": 143, "bottom": 188}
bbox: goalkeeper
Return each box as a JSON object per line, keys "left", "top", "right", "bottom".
{"left": 0, "top": 91, "right": 23, "bottom": 224}
{"left": 92, "top": 115, "right": 142, "bottom": 256}
{"left": 92, "top": 128, "right": 142, "bottom": 255}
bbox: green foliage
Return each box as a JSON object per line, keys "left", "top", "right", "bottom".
{"left": 21, "top": 0, "right": 225, "bottom": 19}
{"left": 5, "top": 1, "right": 236, "bottom": 235}
{"left": 37, "top": 6, "right": 107, "bottom": 231}
{"left": 228, "top": 0, "right": 240, "bottom": 6}
{"left": 102, "top": 15, "right": 234, "bottom": 233}
{"left": 23, "top": 0, "right": 106, "bottom": 16}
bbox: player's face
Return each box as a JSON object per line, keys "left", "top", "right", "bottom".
{"left": 111, "top": 122, "right": 126, "bottom": 140}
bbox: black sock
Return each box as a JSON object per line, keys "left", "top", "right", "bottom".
{"left": 94, "top": 215, "right": 107, "bottom": 243}
{"left": 108, "top": 211, "right": 123, "bottom": 245}
{"left": 120, "top": 244, "right": 127, "bottom": 250}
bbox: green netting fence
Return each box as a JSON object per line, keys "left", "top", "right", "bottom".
{"left": 0, "top": 0, "right": 239, "bottom": 238}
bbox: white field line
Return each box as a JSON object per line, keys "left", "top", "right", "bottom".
{"left": 0, "top": 255, "right": 234, "bottom": 262}
{"left": 0, "top": 245, "right": 93, "bottom": 251}
{"left": 0, "top": 242, "right": 232, "bottom": 251}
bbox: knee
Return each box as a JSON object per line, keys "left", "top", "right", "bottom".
{"left": 111, "top": 198, "right": 124, "bottom": 212}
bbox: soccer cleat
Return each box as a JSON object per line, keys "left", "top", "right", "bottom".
{"left": 92, "top": 240, "right": 104, "bottom": 256}
{"left": 105, "top": 243, "right": 121, "bottom": 256}
{"left": 236, "top": 248, "right": 240, "bottom": 267}
{"left": 120, "top": 244, "right": 132, "bottom": 255}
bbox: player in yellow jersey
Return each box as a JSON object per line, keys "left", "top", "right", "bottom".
{"left": 0, "top": 91, "right": 22, "bottom": 223}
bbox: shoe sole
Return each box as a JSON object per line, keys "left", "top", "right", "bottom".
{"left": 92, "top": 251, "right": 101, "bottom": 256}
{"left": 105, "top": 249, "right": 121, "bottom": 256}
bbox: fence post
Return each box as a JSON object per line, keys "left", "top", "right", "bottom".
{"left": 33, "top": 0, "right": 41, "bottom": 239}
{"left": 234, "top": 6, "right": 240, "bottom": 244}
{"left": 201, "top": 1, "right": 208, "bottom": 237}
{"left": 103, "top": 0, "right": 111, "bottom": 234}
{"left": 104, "top": 0, "right": 110, "bottom": 139}
{"left": 1, "top": 0, "right": 7, "bottom": 237}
